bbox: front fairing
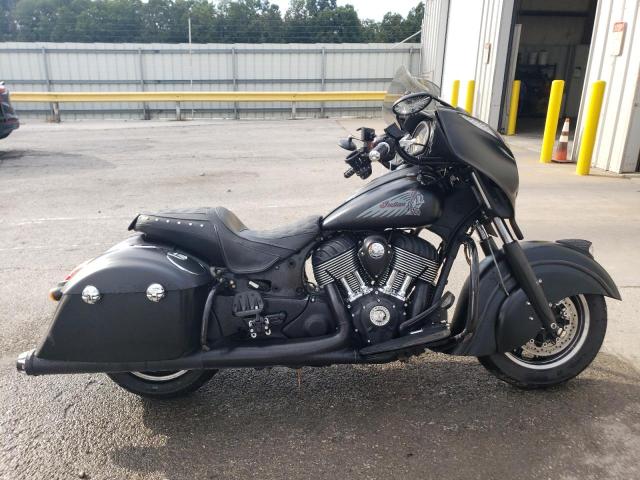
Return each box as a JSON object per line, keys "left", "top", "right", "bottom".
{"left": 435, "top": 107, "right": 519, "bottom": 213}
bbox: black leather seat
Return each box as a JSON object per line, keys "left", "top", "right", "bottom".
{"left": 129, "top": 207, "right": 321, "bottom": 274}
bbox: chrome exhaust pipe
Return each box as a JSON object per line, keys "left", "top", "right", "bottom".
{"left": 16, "top": 349, "right": 33, "bottom": 374}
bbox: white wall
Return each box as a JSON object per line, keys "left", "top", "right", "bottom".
{"left": 440, "top": 0, "right": 483, "bottom": 104}
{"left": 440, "top": 0, "right": 514, "bottom": 128}
{"left": 574, "top": 0, "right": 640, "bottom": 173}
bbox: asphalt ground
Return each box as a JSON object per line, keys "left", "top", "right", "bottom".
{"left": 1, "top": 119, "right": 639, "bottom": 479}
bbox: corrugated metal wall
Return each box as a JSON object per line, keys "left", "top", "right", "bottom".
{"left": 472, "top": 0, "right": 514, "bottom": 129}
{"left": 0, "top": 42, "right": 421, "bottom": 120}
{"left": 573, "top": 0, "right": 640, "bottom": 173}
{"left": 420, "top": 0, "right": 449, "bottom": 85}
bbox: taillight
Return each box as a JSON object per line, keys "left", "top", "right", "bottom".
{"left": 49, "top": 259, "right": 93, "bottom": 302}
{"left": 64, "top": 260, "right": 91, "bottom": 281}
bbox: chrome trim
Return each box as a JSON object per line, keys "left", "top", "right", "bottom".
{"left": 16, "top": 350, "right": 31, "bottom": 374}
{"left": 166, "top": 252, "right": 203, "bottom": 275}
{"left": 493, "top": 218, "right": 514, "bottom": 244}
{"left": 470, "top": 171, "right": 492, "bottom": 209}
{"left": 146, "top": 283, "right": 166, "bottom": 302}
{"left": 397, "top": 275, "right": 413, "bottom": 299}
{"left": 130, "top": 370, "right": 189, "bottom": 382}
{"left": 381, "top": 269, "right": 398, "bottom": 296}
{"left": 353, "top": 271, "right": 372, "bottom": 295}
{"left": 340, "top": 277, "right": 357, "bottom": 301}
{"left": 81, "top": 285, "right": 101, "bottom": 304}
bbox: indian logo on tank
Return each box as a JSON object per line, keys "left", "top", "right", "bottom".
{"left": 357, "top": 190, "right": 425, "bottom": 219}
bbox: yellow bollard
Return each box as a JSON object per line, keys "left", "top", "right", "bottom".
{"left": 540, "top": 80, "right": 565, "bottom": 163}
{"left": 576, "top": 81, "right": 606, "bottom": 176}
{"left": 451, "top": 80, "right": 460, "bottom": 107}
{"left": 506, "top": 80, "right": 521, "bottom": 135}
{"left": 464, "top": 80, "right": 475, "bottom": 114}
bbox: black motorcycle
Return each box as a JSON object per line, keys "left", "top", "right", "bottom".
{"left": 17, "top": 67, "right": 620, "bottom": 398}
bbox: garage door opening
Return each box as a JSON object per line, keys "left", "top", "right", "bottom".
{"left": 504, "top": 0, "right": 598, "bottom": 138}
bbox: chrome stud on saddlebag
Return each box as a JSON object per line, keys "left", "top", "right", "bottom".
{"left": 146, "top": 283, "right": 166, "bottom": 302}
{"left": 81, "top": 285, "right": 101, "bottom": 304}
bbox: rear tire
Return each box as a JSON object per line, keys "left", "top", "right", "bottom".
{"left": 108, "top": 369, "right": 217, "bottom": 399}
{"left": 478, "top": 294, "right": 607, "bottom": 389}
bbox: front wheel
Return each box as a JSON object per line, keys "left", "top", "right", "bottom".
{"left": 479, "top": 294, "right": 607, "bottom": 389}
{"left": 107, "top": 369, "right": 217, "bottom": 399}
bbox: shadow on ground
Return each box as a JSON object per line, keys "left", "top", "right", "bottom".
{"left": 111, "top": 353, "right": 640, "bottom": 480}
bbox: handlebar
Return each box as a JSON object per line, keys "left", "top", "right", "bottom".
{"left": 341, "top": 128, "right": 398, "bottom": 180}
{"left": 368, "top": 142, "right": 390, "bottom": 162}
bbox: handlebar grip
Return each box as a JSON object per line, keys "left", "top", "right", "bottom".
{"left": 344, "top": 168, "right": 355, "bottom": 178}
{"left": 368, "top": 142, "right": 390, "bottom": 162}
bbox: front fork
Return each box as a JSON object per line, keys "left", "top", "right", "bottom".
{"left": 471, "top": 172, "right": 559, "bottom": 337}
{"left": 490, "top": 218, "right": 560, "bottom": 337}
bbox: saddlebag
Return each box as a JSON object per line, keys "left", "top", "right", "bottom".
{"left": 36, "top": 235, "right": 212, "bottom": 363}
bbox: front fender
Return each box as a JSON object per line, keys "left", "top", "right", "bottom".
{"left": 448, "top": 240, "right": 620, "bottom": 356}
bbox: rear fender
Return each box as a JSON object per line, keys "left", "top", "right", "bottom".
{"left": 449, "top": 241, "right": 620, "bottom": 356}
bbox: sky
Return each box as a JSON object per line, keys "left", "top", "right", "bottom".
{"left": 270, "top": 0, "right": 422, "bottom": 21}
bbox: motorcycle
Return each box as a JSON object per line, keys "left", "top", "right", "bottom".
{"left": 16, "top": 66, "right": 620, "bottom": 398}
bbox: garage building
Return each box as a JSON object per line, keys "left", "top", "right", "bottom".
{"left": 421, "top": 0, "right": 640, "bottom": 174}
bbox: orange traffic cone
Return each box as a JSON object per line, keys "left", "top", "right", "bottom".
{"left": 552, "top": 117, "right": 571, "bottom": 163}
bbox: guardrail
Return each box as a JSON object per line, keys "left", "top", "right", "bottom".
{"left": 12, "top": 91, "right": 387, "bottom": 121}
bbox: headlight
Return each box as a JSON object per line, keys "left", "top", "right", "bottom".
{"left": 400, "top": 120, "right": 432, "bottom": 156}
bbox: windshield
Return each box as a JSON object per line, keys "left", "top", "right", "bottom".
{"left": 383, "top": 66, "right": 441, "bottom": 124}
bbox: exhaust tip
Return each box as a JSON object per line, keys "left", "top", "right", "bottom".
{"left": 16, "top": 350, "right": 34, "bottom": 374}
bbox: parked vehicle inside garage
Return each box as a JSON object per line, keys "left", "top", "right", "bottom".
{"left": 0, "top": 82, "right": 19, "bottom": 139}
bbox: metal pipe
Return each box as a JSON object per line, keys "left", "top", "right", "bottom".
{"left": 451, "top": 80, "right": 460, "bottom": 107}
{"left": 576, "top": 81, "right": 606, "bottom": 176}
{"left": 12, "top": 91, "right": 386, "bottom": 103}
{"left": 540, "top": 79, "right": 565, "bottom": 163}
{"left": 493, "top": 218, "right": 514, "bottom": 245}
{"left": 464, "top": 80, "right": 475, "bottom": 114}
{"left": 506, "top": 80, "right": 521, "bottom": 135}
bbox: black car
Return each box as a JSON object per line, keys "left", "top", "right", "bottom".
{"left": 0, "top": 82, "right": 19, "bottom": 139}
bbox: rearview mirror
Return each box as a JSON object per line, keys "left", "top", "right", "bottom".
{"left": 338, "top": 137, "right": 356, "bottom": 151}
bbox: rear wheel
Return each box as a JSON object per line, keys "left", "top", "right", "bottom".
{"left": 107, "top": 369, "right": 217, "bottom": 399}
{"left": 478, "top": 294, "right": 607, "bottom": 389}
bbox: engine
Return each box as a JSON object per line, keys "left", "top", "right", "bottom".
{"left": 312, "top": 233, "right": 439, "bottom": 346}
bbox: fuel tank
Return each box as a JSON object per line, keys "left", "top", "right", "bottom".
{"left": 322, "top": 169, "right": 442, "bottom": 231}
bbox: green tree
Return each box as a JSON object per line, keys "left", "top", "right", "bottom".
{"left": 50, "top": 0, "right": 92, "bottom": 41}
{"left": 312, "top": 4, "right": 362, "bottom": 42}
{"left": 75, "top": 0, "right": 142, "bottom": 42}
{"left": 14, "top": 0, "right": 63, "bottom": 41}
{"left": 1, "top": 0, "right": 18, "bottom": 40}
{"left": 188, "top": 0, "right": 220, "bottom": 43}
{"left": 5, "top": 0, "right": 425, "bottom": 44}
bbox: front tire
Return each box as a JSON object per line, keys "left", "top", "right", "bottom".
{"left": 479, "top": 294, "right": 607, "bottom": 389}
{"left": 108, "top": 369, "right": 217, "bottom": 399}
